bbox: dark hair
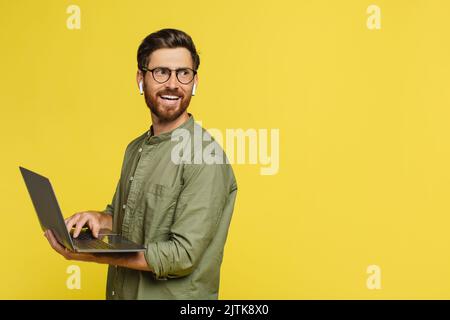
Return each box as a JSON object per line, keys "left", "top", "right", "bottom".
{"left": 137, "top": 28, "right": 200, "bottom": 72}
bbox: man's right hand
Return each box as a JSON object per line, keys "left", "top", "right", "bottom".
{"left": 64, "top": 211, "right": 113, "bottom": 238}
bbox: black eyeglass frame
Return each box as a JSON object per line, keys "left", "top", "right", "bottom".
{"left": 141, "top": 66, "right": 197, "bottom": 84}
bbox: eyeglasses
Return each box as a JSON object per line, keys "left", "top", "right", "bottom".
{"left": 141, "top": 66, "right": 197, "bottom": 84}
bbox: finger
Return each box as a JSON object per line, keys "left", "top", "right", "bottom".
{"left": 64, "top": 213, "right": 80, "bottom": 224}
{"left": 46, "top": 230, "right": 66, "bottom": 254}
{"left": 87, "top": 219, "right": 93, "bottom": 230}
{"left": 65, "top": 214, "right": 81, "bottom": 233}
{"left": 46, "top": 230, "right": 58, "bottom": 247}
{"left": 91, "top": 223, "right": 100, "bottom": 238}
{"left": 65, "top": 218, "right": 75, "bottom": 233}
{"left": 86, "top": 219, "right": 100, "bottom": 238}
{"left": 46, "top": 230, "right": 82, "bottom": 261}
{"left": 73, "top": 216, "right": 89, "bottom": 238}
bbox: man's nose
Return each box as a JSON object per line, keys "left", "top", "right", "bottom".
{"left": 166, "top": 71, "right": 180, "bottom": 89}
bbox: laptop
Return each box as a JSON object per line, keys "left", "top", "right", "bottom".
{"left": 19, "top": 166, "right": 146, "bottom": 253}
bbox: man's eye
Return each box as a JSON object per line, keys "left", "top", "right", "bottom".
{"left": 156, "top": 68, "right": 169, "bottom": 75}
{"left": 179, "top": 69, "right": 192, "bottom": 77}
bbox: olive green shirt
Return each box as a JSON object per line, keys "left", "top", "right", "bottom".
{"left": 102, "top": 114, "right": 238, "bottom": 299}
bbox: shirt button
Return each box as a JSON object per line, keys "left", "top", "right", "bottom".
{"left": 138, "top": 147, "right": 143, "bottom": 153}
{"left": 112, "top": 290, "right": 115, "bottom": 296}
{"left": 130, "top": 176, "right": 134, "bottom": 181}
{"left": 122, "top": 204, "right": 126, "bottom": 209}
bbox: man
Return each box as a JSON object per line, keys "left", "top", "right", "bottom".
{"left": 44, "top": 28, "right": 238, "bottom": 299}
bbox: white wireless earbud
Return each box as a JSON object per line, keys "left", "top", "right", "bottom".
{"left": 192, "top": 83, "right": 197, "bottom": 96}
{"left": 139, "top": 81, "right": 143, "bottom": 95}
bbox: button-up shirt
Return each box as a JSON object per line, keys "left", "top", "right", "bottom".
{"left": 103, "top": 113, "right": 238, "bottom": 299}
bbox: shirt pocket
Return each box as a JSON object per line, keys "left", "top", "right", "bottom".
{"left": 142, "top": 183, "right": 183, "bottom": 243}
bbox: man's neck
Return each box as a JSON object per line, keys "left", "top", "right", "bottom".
{"left": 150, "top": 112, "right": 190, "bottom": 136}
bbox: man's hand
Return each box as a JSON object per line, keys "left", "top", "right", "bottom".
{"left": 44, "top": 229, "right": 100, "bottom": 262}
{"left": 64, "top": 210, "right": 112, "bottom": 238}
{"left": 44, "top": 210, "right": 152, "bottom": 272}
{"left": 44, "top": 229, "right": 152, "bottom": 272}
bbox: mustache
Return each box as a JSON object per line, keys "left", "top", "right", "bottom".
{"left": 158, "top": 90, "right": 184, "bottom": 97}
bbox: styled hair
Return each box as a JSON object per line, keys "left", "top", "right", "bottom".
{"left": 137, "top": 28, "right": 200, "bottom": 71}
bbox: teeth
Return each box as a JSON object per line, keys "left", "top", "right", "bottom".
{"left": 161, "top": 95, "right": 179, "bottom": 100}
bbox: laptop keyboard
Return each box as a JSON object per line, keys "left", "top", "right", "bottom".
{"left": 71, "top": 231, "right": 112, "bottom": 250}
{"left": 73, "top": 231, "right": 95, "bottom": 240}
{"left": 73, "top": 239, "right": 112, "bottom": 250}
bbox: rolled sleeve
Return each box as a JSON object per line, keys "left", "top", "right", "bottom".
{"left": 102, "top": 205, "right": 114, "bottom": 216}
{"left": 144, "top": 162, "right": 232, "bottom": 280}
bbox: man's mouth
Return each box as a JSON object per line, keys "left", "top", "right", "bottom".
{"left": 157, "top": 94, "right": 182, "bottom": 108}
{"left": 160, "top": 95, "right": 181, "bottom": 101}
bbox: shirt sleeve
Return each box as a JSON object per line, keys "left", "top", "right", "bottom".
{"left": 144, "top": 162, "right": 236, "bottom": 280}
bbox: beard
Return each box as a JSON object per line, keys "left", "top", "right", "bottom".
{"left": 144, "top": 88, "right": 191, "bottom": 123}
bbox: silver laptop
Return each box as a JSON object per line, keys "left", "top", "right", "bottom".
{"left": 20, "top": 166, "right": 146, "bottom": 253}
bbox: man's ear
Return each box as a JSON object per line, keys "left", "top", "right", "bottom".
{"left": 136, "top": 70, "right": 144, "bottom": 95}
{"left": 192, "top": 75, "right": 199, "bottom": 96}
{"left": 194, "top": 74, "right": 199, "bottom": 89}
{"left": 136, "top": 70, "right": 144, "bottom": 86}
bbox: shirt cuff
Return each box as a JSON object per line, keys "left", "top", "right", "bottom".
{"left": 102, "top": 205, "right": 114, "bottom": 215}
{"left": 144, "top": 243, "right": 168, "bottom": 280}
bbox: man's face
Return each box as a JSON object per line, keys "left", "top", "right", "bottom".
{"left": 139, "top": 47, "right": 197, "bottom": 123}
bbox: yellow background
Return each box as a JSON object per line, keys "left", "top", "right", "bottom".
{"left": 1, "top": 0, "right": 450, "bottom": 299}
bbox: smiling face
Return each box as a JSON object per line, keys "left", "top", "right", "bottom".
{"left": 138, "top": 47, "right": 198, "bottom": 123}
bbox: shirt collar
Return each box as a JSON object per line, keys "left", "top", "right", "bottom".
{"left": 146, "top": 113, "right": 195, "bottom": 145}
